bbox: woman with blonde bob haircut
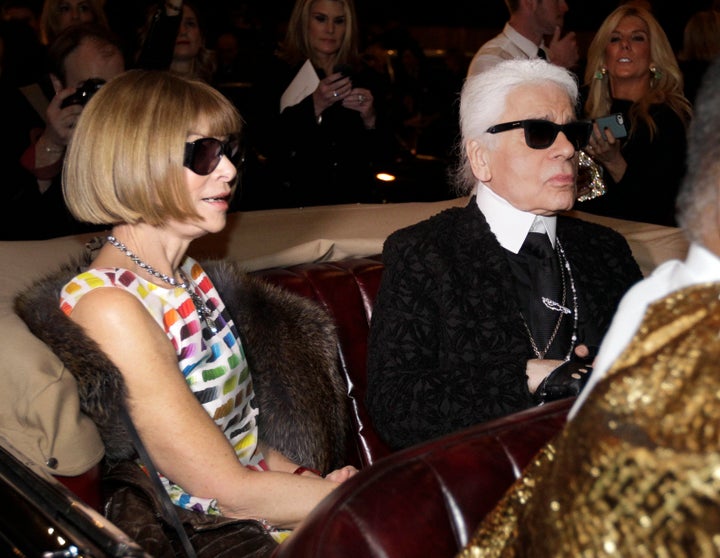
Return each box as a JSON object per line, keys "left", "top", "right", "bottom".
{"left": 576, "top": 4, "right": 692, "bottom": 227}
{"left": 59, "top": 69, "right": 357, "bottom": 554}
{"left": 63, "top": 68, "right": 239, "bottom": 226}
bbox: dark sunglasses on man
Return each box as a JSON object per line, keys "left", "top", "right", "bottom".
{"left": 183, "top": 135, "right": 243, "bottom": 175}
{"left": 486, "top": 119, "right": 592, "bottom": 151}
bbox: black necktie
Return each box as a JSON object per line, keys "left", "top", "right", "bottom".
{"left": 537, "top": 48, "right": 547, "bottom": 60}
{"left": 519, "top": 232, "right": 563, "bottom": 356}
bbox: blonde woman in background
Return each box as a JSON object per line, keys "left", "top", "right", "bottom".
{"left": 246, "top": 0, "right": 397, "bottom": 209}
{"left": 39, "top": 0, "right": 108, "bottom": 45}
{"left": 576, "top": 4, "right": 692, "bottom": 227}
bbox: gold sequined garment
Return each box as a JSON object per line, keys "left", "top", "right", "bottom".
{"left": 459, "top": 282, "right": 720, "bottom": 558}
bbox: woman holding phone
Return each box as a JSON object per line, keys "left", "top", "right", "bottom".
{"left": 576, "top": 4, "right": 691, "bottom": 227}
{"left": 244, "top": 0, "right": 396, "bottom": 209}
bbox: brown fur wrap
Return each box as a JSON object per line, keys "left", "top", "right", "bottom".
{"left": 14, "top": 251, "right": 348, "bottom": 474}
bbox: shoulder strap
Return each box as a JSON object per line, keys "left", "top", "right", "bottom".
{"left": 119, "top": 406, "right": 198, "bottom": 558}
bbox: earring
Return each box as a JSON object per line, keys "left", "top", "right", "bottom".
{"left": 650, "top": 64, "right": 663, "bottom": 80}
{"left": 594, "top": 66, "right": 607, "bottom": 80}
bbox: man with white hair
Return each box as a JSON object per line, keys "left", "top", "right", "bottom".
{"left": 367, "top": 59, "right": 642, "bottom": 451}
{"left": 459, "top": 55, "right": 720, "bottom": 557}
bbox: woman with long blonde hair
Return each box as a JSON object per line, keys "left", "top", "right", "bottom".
{"left": 576, "top": 4, "right": 692, "bottom": 227}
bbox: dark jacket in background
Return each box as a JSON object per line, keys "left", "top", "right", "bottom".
{"left": 243, "top": 56, "right": 398, "bottom": 209}
{"left": 576, "top": 98, "right": 688, "bottom": 227}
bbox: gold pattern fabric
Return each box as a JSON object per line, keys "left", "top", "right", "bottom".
{"left": 459, "top": 282, "right": 720, "bottom": 558}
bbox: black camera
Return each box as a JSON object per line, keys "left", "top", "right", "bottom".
{"left": 60, "top": 78, "right": 106, "bottom": 108}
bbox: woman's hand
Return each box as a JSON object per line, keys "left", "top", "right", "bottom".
{"left": 586, "top": 121, "right": 627, "bottom": 182}
{"left": 343, "top": 87, "right": 376, "bottom": 129}
{"left": 324, "top": 465, "right": 359, "bottom": 483}
{"left": 313, "top": 71, "right": 352, "bottom": 117}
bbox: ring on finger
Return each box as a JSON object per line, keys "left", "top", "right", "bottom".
{"left": 332, "top": 91, "right": 338, "bottom": 98}
{"left": 358, "top": 94, "right": 365, "bottom": 103}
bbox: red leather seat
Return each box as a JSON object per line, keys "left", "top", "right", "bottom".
{"left": 272, "top": 398, "right": 571, "bottom": 558}
{"left": 254, "top": 256, "right": 391, "bottom": 469}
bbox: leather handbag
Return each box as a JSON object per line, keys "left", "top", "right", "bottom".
{"left": 103, "top": 460, "right": 278, "bottom": 558}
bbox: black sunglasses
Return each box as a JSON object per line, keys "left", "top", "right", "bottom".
{"left": 183, "top": 135, "right": 242, "bottom": 176}
{"left": 486, "top": 119, "right": 592, "bottom": 150}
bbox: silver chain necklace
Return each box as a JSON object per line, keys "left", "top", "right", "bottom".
{"left": 520, "top": 239, "right": 578, "bottom": 360}
{"left": 106, "top": 235, "right": 218, "bottom": 333}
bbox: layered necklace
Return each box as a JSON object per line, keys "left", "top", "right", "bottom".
{"left": 106, "top": 235, "right": 218, "bottom": 334}
{"left": 520, "top": 238, "right": 578, "bottom": 361}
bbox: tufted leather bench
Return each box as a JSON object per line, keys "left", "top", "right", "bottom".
{"left": 253, "top": 256, "right": 390, "bottom": 469}
{"left": 272, "top": 398, "right": 571, "bottom": 558}
{"left": 255, "top": 257, "right": 570, "bottom": 557}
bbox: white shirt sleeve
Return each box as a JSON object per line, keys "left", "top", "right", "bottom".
{"left": 569, "top": 243, "right": 720, "bottom": 419}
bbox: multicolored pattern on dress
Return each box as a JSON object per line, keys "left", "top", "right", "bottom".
{"left": 60, "top": 257, "right": 266, "bottom": 514}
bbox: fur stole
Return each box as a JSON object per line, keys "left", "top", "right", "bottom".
{"left": 14, "top": 250, "right": 348, "bottom": 473}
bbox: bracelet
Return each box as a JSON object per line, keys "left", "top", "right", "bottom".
{"left": 293, "top": 466, "right": 322, "bottom": 476}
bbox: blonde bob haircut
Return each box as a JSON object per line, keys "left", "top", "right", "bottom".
{"left": 63, "top": 69, "right": 242, "bottom": 226}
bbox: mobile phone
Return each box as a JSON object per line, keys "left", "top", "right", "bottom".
{"left": 595, "top": 113, "right": 627, "bottom": 141}
{"left": 332, "top": 63, "right": 353, "bottom": 79}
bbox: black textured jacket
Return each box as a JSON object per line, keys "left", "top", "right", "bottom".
{"left": 366, "top": 199, "right": 643, "bottom": 450}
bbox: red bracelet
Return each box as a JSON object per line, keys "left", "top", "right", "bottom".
{"left": 293, "top": 466, "right": 322, "bottom": 476}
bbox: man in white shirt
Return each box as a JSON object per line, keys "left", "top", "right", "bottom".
{"left": 467, "top": 0, "right": 578, "bottom": 76}
{"left": 570, "top": 54, "right": 720, "bottom": 418}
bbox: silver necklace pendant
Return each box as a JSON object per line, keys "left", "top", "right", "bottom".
{"left": 107, "top": 235, "right": 218, "bottom": 334}
{"left": 542, "top": 297, "right": 572, "bottom": 314}
{"left": 180, "top": 272, "right": 219, "bottom": 334}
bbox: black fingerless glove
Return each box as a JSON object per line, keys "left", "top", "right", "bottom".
{"left": 534, "top": 360, "right": 593, "bottom": 405}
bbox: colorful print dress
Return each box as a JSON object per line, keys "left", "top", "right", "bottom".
{"left": 60, "top": 257, "right": 267, "bottom": 514}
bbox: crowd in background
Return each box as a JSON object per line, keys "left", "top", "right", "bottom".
{"left": 1, "top": 0, "right": 719, "bottom": 234}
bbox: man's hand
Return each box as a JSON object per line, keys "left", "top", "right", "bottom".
{"left": 546, "top": 26, "right": 579, "bottom": 70}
